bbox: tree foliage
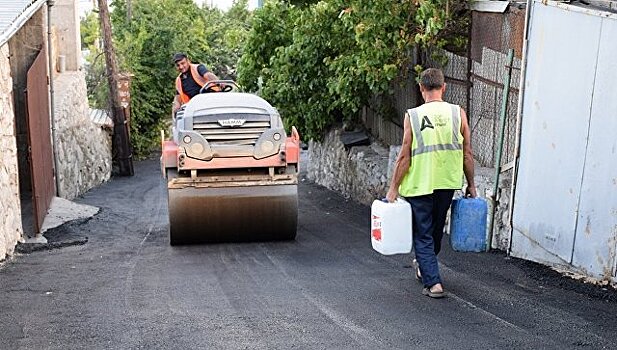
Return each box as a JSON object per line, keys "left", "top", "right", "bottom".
{"left": 238, "top": 0, "right": 468, "bottom": 140}
{"left": 237, "top": 1, "right": 297, "bottom": 92}
{"left": 81, "top": 13, "right": 108, "bottom": 110}
{"left": 82, "top": 0, "right": 468, "bottom": 153}
{"left": 82, "top": 0, "right": 251, "bottom": 156}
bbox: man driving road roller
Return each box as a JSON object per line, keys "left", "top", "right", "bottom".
{"left": 171, "top": 52, "right": 219, "bottom": 116}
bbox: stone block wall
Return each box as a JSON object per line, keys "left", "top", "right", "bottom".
{"left": 53, "top": 71, "right": 111, "bottom": 199}
{"left": 307, "top": 129, "right": 390, "bottom": 205}
{"left": 307, "top": 128, "right": 512, "bottom": 250}
{"left": 472, "top": 166, "right": 512, "bottom": 251}
{"left": 0, "top": 44, "right": 23, "bottom": 261}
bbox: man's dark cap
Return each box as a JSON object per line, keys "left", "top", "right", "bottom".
{"left": 172, "top": 52, "right": 188, "bottom": 63}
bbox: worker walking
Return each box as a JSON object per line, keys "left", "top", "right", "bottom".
{"left": 172, "top": 52, "right": 219, "bottom": 115}
{"left": 386, "top": 68, "right": 477, "bottom": 298}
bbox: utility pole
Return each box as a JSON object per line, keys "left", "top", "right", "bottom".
{"left": 97, "top": 0, "right": 134, "bottom": 176}
{"left": 127, "top": 0, "right": 132, "bottom": 22}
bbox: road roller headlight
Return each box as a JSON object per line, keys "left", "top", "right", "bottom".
{"left": 178, "top": 131, "right": 212, "bottom": 161}
{"left": 261, "top": 140, "right": 274, "bottom": 153}
{"left": 253, "top": 128, "right": 286, "bottom": 159}
{"left": 191, "top": 143, "right": 204, "bottom": 155}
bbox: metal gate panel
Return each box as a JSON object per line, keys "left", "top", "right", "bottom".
{"left": 571, "top": 17, "right": 617, "bottom": 278}
{"left": 511, "top": 2, "right": 602, "bottom": 265}
{"left": 26, "top": 48, "right": 54, "bottom": 234}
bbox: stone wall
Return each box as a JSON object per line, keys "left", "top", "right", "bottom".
{"left": 307, "top": 130, "right": 390, "bottom": 205}
{"left": 53, "top": 71, "right": 111, "bottom": 199}
{"left": 307, "top": 128, "right": 512, "bottom": 250}
{"left": 0, "top": 44, "right": 23, "bottom": 261}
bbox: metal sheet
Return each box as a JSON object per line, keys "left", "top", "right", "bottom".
{"left": 26, "top": 48, "right": 54, "bottom": 234}
{"left": 511, "top": 2, "right": 601, "bottom": 264}
{"left": 571, "top": 17, "right": 617, "bottom": 279}
{"left": 0, "top": 0, "right": 46, "bottom": 47}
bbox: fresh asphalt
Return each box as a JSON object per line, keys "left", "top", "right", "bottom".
{"left": 1, "top": 153, "right": 616, "bottom": 350}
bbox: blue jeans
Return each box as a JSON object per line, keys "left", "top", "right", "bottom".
{"left": 405, "top": 190, "right": 454, "bottom": 288}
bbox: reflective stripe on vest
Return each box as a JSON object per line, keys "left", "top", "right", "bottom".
{"left": 175, "top": 64, "right": 208, "bottom": 104}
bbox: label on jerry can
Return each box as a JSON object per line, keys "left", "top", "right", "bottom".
{"left": 371, "top": 215, "right": 382, "bottom": 241}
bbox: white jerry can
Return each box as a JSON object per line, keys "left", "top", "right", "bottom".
{"left": 371, "top": 198, "right": 412, "bottom": 255}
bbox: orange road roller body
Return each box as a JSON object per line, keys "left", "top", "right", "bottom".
{"left": 161, "top": 81, "right": 300, "bottom": 245}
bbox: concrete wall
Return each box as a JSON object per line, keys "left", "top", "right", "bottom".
{"left": 307, "top": 128, "right": 512, "bottom": 250}
{"left": 0, "top": 44, "right": 23, "bottom": 261}
{"left": 50, "top": 0, "right": 81, "bottom": 72}
{"left": 54, "top": 71, "right": 111, "bottom": 199}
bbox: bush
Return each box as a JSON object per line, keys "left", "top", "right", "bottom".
{"left": 238, "top": 0, "right": 468, "bottom": 140}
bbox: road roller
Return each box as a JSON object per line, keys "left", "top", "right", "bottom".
{"left": 160, "top": 81, "right": 300, "bottom": 245}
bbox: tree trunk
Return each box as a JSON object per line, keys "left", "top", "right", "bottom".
{"left": 97, "top": 0, "right": 134, "bottom": 176}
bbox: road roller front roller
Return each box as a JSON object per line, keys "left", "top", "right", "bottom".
{"left": 161, "top": 81, "right": 300, "bottom": 245}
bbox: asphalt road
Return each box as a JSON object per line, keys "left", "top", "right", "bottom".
{"left": 1, "top": 154, "right": 616, "bottom": 350}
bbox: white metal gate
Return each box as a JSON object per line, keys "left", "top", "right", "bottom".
{"left": 511, "top": 0, "right": 617, "bottom": 280}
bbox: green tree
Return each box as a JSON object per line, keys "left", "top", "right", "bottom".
{"left": 203, "top": 0, "right": 252, "bottom": 79}
{"left": 237, "top": 0, "right": 297, "bottom": 92}
{"left": 80, "top": 12, "right": 108, "bottom": 109}
{"left": 82, "top": 0, "right": 467, "bottom": 153}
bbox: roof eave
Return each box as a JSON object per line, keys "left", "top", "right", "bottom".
{"left": 470, "top": 0, "right": 511, "bottom": 13}
{"left": 0, "top": 0, "right": 48, "bottom": 48}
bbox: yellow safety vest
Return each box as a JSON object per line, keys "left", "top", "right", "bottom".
{"left": 398, "top": 101, "right": 464, "bottom": 197}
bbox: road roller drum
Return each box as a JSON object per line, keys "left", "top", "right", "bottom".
{"left": 167, "top": 178, "right": 298, "bottom": 245}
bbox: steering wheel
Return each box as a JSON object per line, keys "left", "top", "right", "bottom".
{"left": 200, "top": 82, "right": 220, "bottom": 94}
{"left": 199, "top": 80, "right": 240, "bottom": 94}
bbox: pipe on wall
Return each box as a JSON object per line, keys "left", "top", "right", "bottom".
{"left": 507, "top": 0, "right": 534, "bottom": 255}
{"left": 47, "top": 0, "right": 61, "bottom": 197}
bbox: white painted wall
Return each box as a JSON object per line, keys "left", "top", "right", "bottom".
{"left": 52, "top": 0, "right": 82, "bottom": 71}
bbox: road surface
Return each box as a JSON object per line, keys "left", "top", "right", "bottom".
{"left": 1, "top": 155, "right": 616, "bottom": 349}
